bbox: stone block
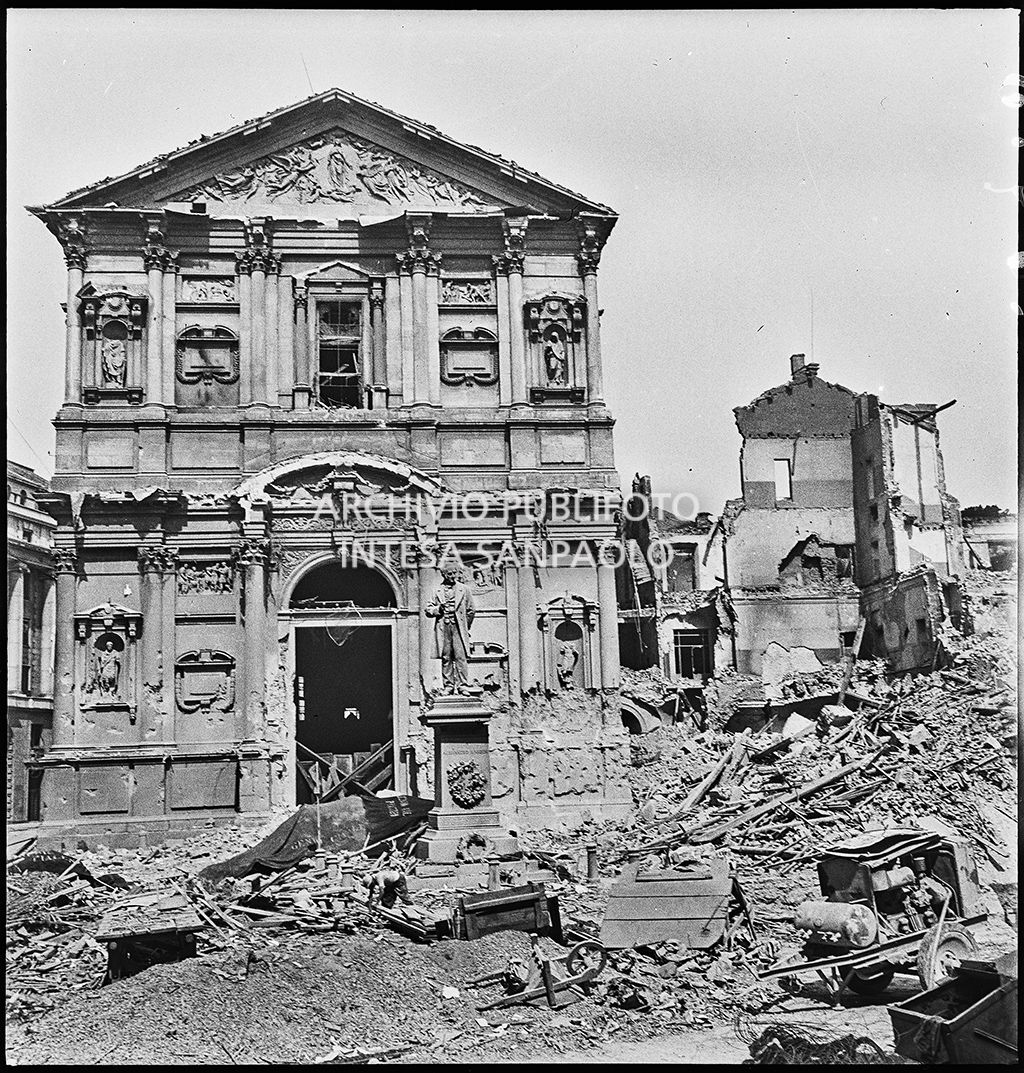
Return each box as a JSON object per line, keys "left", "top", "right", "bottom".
{"left": 85, "top": 432, "right": 135, "bottom": 469}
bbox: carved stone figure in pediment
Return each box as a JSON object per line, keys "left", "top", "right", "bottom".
{"left": 180, "top": 131, "right": 487, "bottom": 210}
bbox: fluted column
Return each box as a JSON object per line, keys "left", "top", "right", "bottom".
{"left": 418, "top": 555, "right": 437, "bottom": 697}
{"left": 51, "top": 548, "right": 78, "bottom": 747}
{"left": 517, "top": 549, "right": 540, "bottom": 693}
{"left": 265, "top": 255, "right": 280, "bottom": 404}
{"left": 497, "top": 218, "right": 529, "bottom": 407}
{"left": 62, "top": 245, "right": 86, "bottom": 404}
{"left": 7, "top": 566, "right": 25, "bottom": 693}
{"left": 577, "top": 221, "right": 604, "bottom": 405}
{"left": 161, "top": 251, "right": 178, "bottom": 405}
{"left": 236, "top": 253, "right": 253, "bottom": 403}
{"left": 239, "top": 539, "right": 269, "bottom": 740}
{"left": 144, "top": 241, "right": 165, "bottom": 405}
{"left": 596, "top": 545, "right": 620, "bottom": 689}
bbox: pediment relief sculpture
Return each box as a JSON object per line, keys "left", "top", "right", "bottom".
{"left": 177, "top": 131, "right": 490, "bottom": 210}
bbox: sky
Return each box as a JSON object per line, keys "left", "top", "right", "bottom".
{"left": 6, "top": 9, "right": 1019, "bottom": 515}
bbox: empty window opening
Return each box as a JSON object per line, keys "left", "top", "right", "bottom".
{"left": 773, "top": 459, "right": 792, "bottom": 501}
{"left": 915, "top": 617, "right": 929, "bottom": 641}
{"left": 316, "top": 300, "right": 363, "bottom": 409}
{"left": 665, "top": 544, "right": 697, "bottom": 594}
{"left": 672, "top": 629, "right": 709, "bottom": 681}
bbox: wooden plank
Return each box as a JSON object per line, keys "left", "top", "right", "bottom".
{"left": 610, "top": 879, "right": 732, "bottom": 899}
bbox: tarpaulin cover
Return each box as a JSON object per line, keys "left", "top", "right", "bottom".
{"left": 361, "top": 794, "right": 434, "bottom": 847}
{"left": 199, "top": 797, "right": 367, "bottom": 883}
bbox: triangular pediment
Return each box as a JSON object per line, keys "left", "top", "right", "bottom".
{"left": 171, "top": 127, "right": 497, "bottom": 215}
{"left": 40, "top": 89, "right": 616, "bottom": 220}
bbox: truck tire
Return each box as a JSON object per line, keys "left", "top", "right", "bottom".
{"left": 916, "top": 922, "right": 977, "bottom": 990}
{"left": 846, "top": 963, "right": 895, "bottom": 995}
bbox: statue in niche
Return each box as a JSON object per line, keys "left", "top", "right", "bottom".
{"left": 101, "top": 336, "right": 128, "bottom": 386}
{"left": 425, "top": 565, "right": 476, "bottom": 694}
{"left": 86, "top": 638, "right": 122, "bottom": 698}
{"left": 543, "top": 332, "right": 568, "bottom": 386}
{"left": 556, "top": 641, "right": 580, "bottom": 688}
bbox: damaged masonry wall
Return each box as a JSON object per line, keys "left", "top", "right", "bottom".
{"left": 712, "top": 355, "right": 861, "bottom": 674}
{"left": 852, "top": 394, "right": 969, "bottom": 672}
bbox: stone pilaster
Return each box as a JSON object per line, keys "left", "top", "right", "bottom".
{"left": 264, "top": 254, "right": 280, "bottom": 404}
{"left": 237, "top": 537, "right": 270, "bottom": 740}
{"left": 143, "top": 229, "right": 165, "bottom": 405}
{"left": 277, "top": 272, "right": 294, "bottom": 407}
{"left": 292, "top": 288, "right": 309, "bottom": 407}
{"left": 516, "top": 548, "right": 540, "bottom": 694}
{"left": 137, "top": 547, "right": 164, "bottom": 691}
{"left": 236, "top": 252, "right": 253, "bottom": 403}
{"left": 596, "top": 545, "right": 620, "bottom": 689}
{"left": 576, "top": 219, "right": 604, "bottom": 406}
{"left": 7, "top": 565, "right": 25, "bottom": 693}
{"left": 396, "top": 254, "right": 416, "bottom": 405}
{"left": 51, "top": 547, "right": 78, "bottom": 748}
{"left": 370, "top": 282, "right": 385, "bottom": 390}
{"left": 160, "top": 250, "right": 178, "bottom": 405}
{"left": 495, "top": 217, "right": 529, "bottom": 407}
{"left": 250, "top": 255, "right": 268, "bottom": 404}
{"left": 60, "top": 222, "right": 87, "bottom": 405}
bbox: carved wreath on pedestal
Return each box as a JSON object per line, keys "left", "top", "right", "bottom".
{"left": 447, "top": 760, "right": 487, "bottom": 809}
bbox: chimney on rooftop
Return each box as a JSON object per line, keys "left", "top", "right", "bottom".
{"left": 790, "top": 353, "right": 819, "bottom": 382}
{"left": 790, "top": 354, "right": 805, "bottom": 378}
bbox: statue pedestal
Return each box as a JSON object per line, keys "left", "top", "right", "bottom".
{"left": 414, "top": 692, "right": 519, "bottom": 868}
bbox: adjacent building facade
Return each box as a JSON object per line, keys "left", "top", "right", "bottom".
{"left": 7, "top": 462, "right": 56, "bottom": 822}
{"left": 29, "top": 89, "right": 631, "bottom": 844}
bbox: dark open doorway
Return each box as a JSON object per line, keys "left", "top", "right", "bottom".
{"left": 290, "top": 561, "right": 396, "bottom": 805}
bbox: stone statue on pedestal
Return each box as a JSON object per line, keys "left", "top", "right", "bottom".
{"left": 425, "top": 565, "right": 475, "bottom": 695}
{"left": 87, "top": 639, "right": 122, "bottom": 698}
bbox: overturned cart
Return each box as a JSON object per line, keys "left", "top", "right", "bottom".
{"left": 759, "top": 829, "right": 986, "bottom": 996}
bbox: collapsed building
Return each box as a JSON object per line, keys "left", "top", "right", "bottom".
{"left": 617, "top": 355, "right": 978, "bottom": 717}
{"left": 708, "top": 354, "right": 861, "bottom": 675}
{"left": 25, "top": 88, "right": 633, "bottom": 845}
{"left": 961, "top": 506, "right": 1017, "bottom": 572}
{"left": 851, "top": 395, "right": 969, "bottom": 672}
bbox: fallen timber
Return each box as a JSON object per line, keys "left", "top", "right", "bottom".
{"left": 628, "top": 746, "right": 888, "bottom": 857}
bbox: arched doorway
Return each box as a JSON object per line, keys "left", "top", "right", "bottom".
{"left": 288, "top": 561, "right": 397, "bottom": 804}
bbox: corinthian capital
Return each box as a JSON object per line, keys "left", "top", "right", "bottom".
{"left": 234, "top": 538, "right": 271, "bottom": 567}
{"left": 58, "top": 218, "right": 88, "bottom": 271}
{"left": 576, "top": 218, "right": 603, "bottom": 277}
{"left": 53, "top": 548, "right": 78, "bottom": 573}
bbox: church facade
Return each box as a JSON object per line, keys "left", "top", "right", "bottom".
{"left": 29, "top": 89, "right": 631, "bottom": 844}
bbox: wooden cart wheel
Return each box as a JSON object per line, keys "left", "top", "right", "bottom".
{"left": 564, "top": 940, "right": 607, "bottom": 980}
{"left": 916, "top": 922, "right": 977, "bottom": 990}
{"left": 846, "top": 962, "right": 896, "bottom": 995}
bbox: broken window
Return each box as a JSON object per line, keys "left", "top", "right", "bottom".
{"left": 840, "top": 630, "right": 857, "bottom": 655}
{"left": 672, "top": 629, "right": 709, "bottom": 681}
{"left": 665, "top": 544, "right": 697, "bottom": 593}
{"left": 773, "top": 459, "right": 792, "bottom": 502}
{"left": 835, "top": 545, "right": 854, "bottom": 579}
{"left": 316, "top": 300, "right": 363, "bottom": 408}
{"left": 20, "top": 572, "right": 45, "bottom": 696}
{"left": 915, "top": 617, "right": 929, "bottom": 642}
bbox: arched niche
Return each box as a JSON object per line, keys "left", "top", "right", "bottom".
{"left": 539, "top": 593, "right": 597, "bottom": 692}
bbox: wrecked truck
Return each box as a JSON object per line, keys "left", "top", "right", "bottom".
{"left": 760, "top": 828, "right": 986, "bottom": 996}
